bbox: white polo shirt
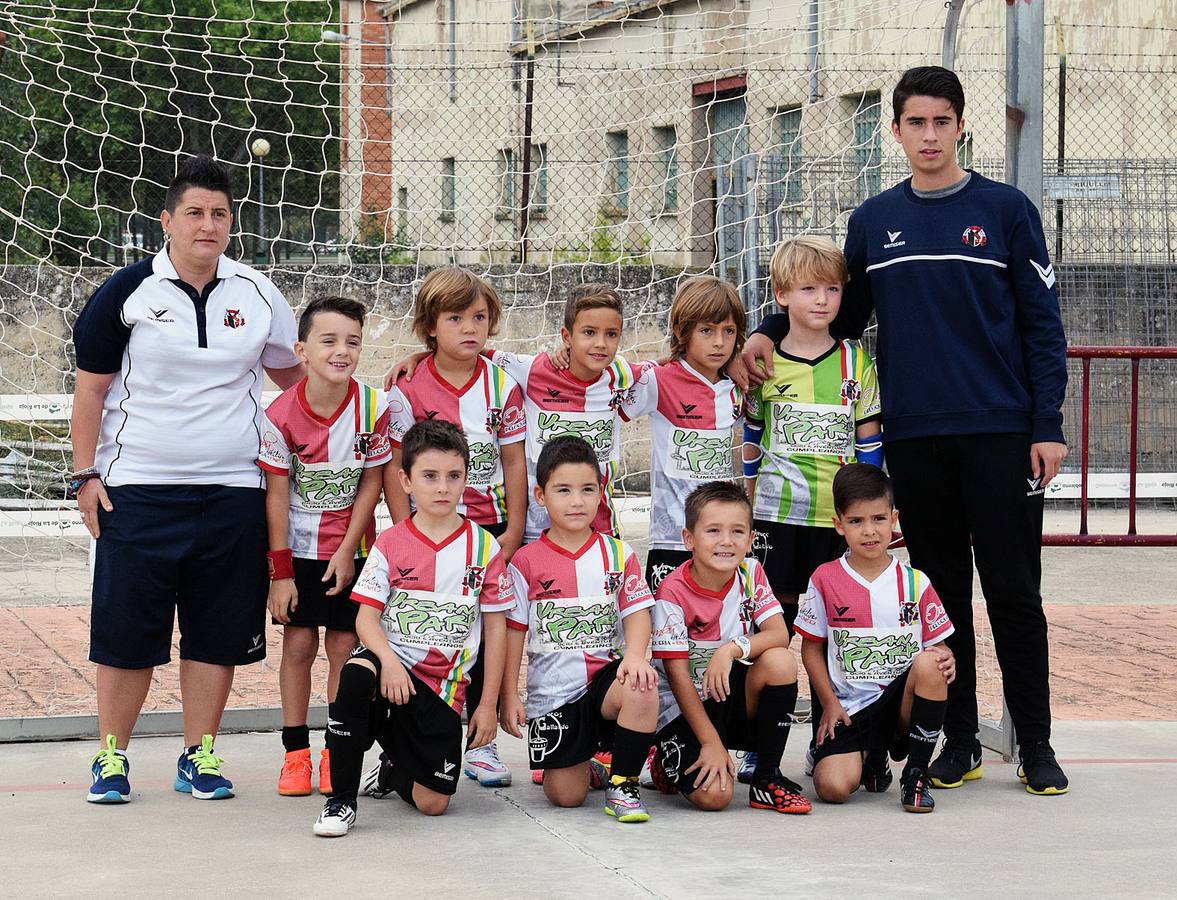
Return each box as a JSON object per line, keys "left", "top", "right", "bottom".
{"left": 73, "top": 248, "right": 300, "bottom": 488}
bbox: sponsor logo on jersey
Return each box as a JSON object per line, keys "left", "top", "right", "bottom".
{"left": 382, "top": 590, "right": 478, "bottom": 644}
{"left": 223, "top": 308, "right": 246, "bottom": 329}
{"left": 688, "top": 644, "right": 716, "bottom": 685}
{"left": 291, "top": 457, "right": 363, "bottom": 509}
{"left": 148, "top": 307, "right": 175, "bottom": 323}
{"left": 623, "top": 573, "right": 647, "bottom": 600}
{"left": 536, "top": 598, "right": 617, "bottom": 649}
{"left": 669, "top": 429, "right": 733, "bottom": 479}
{"left": 751, "top": 529, "right": 771, "bottom": 553}
{"left": 961, "top": 225, "right": 988, "bottom": 248}
{"left": 884, "top": 230, "right": 906, "bottom": 249}
{"left": 535, "top": 411, "right": 612, "bottom": 461}
{"left": 925, "top": 599, "right": 950, "bottom": 631}
{"left": 770, "top": 405, "right": 854, "bottom": 456}
{"left": 831, "top": 629, "right": 919, "bottom": 682}
{"left": 467, "top": 441, "right": 501, "bottom": 486}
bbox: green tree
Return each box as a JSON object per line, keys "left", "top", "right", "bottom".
{"left": 0, "top": 1, "right": 340, "bottom": 265}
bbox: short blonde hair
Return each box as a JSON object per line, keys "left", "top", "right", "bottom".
{"left": 412, "top": 267, "right": 502, "bottom": 351}
{"left": 769, "top": 235, "right": 848, "bottom": 296}
{"left": 563, "top": 282, "right": 623, "bottom": 331}
{"left": 668, "top": 276, "right": 746, "bottom": 365}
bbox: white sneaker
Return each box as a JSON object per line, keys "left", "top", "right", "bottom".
{"left": 313, "top": 796, "right": 356, "bottom": 837}
{"left": 463, "top": 741, "right": 512, "bottom": 787}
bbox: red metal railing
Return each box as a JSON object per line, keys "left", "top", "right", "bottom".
{"left": 1043, "top": 345, "right": 1177, "bottom": 547}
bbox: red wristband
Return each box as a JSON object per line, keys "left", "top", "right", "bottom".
{"left": 267, "top": 548, "right": 294, "bottom": 581}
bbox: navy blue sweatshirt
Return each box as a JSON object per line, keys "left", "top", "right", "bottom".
{"left": 757, "top": 173, "right": 1068, "bottom": 444}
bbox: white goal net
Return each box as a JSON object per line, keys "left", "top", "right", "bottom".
{"left": 0, "top": 0, "right": 1013, "bottom": 739}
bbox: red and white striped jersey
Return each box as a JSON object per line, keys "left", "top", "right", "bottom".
{"left": 351, "top": 517, "right": 515, "bottom": 714}
{"left": 621, "top": 360, "right": 744, "bottom": 550}
{"left": 796, "top": 554, "right": 954, "bottom": 716}
{"left": 259, "top": 378, "right": 391, "bottom": 560}
{"left": 489, "top": 350, "right": 636, "bottom": 540}
{"left": 506, "top": 532, "right": 654, "bottom": 717}
{"left": 387, "top": 355, "right": 526, "bottom": 525}
{"left": 650, "top": 559, "right": 782, "bottom": 729}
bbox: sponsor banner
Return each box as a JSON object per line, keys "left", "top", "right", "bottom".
{"left": 532, "top": 594, "right": 618, "bottom": 653}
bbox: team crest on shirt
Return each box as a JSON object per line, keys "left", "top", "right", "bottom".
{"left": 899, "top": 593, "right": 920, "bottom": 627}
{"left": 485, "top": 407, "right": 503, "bottom": 431}
{"left": 223, "top": 308, "right": 246, "bottom": 329}
{"left": 962, "top": 225, "right": 988, "bottom": 248}
{"left": 354, "top": 432, "right": 373, "bottom": 456}
{"left": 604, "top": 571, "right": 624, "bottom": 595}
{"left": 464, "top": 565, "right": 486, "bottom": 592}
{"left": 840, "top": 378, "right": 861, "bottom": 403}
{"left": 609, "top": 387, "right": 636, "bottom": 411}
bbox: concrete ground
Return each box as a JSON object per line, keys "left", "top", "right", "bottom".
{"left": 2, "top": 723, "right": 1174, "bottom": 899}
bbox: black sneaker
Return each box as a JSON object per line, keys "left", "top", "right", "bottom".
{"left": 928, "top": 737, "right": 983, "bottom": 789}
{"left": 900, "top": 767, "right": 935, "bottom": 813}
{"left": 860, "top": 748, "right": 893, "bottom": 793}
{"left": 1018, "top": 740, "right": 1069, "bottom": 795}
{"left": 359, "top": 752, "right": 395, "bottom": 800}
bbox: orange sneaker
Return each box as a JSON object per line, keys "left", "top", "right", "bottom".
{"left": 319, "top": 748, "right": 333, "bottom": 796}
{"left": 278, "top": 748, "right": 312, "bottom": 796}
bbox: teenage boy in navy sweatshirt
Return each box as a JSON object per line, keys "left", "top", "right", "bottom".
{"left": 741, "top": 66, "right": 1069, "bottom": 796}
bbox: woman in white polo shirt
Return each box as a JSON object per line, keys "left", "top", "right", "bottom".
{"left": 70, "top": 156, "right": 304, "bottom": 804}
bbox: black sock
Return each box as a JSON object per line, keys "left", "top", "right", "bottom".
{"left": 611, "top": 725, "right": 655, "bottom": 780}
{"left": 281, "top": 724, "right": 310, "bottom": 753}
{"left": 753, "top": 683, "right": 798, "bottom": 778}
{"left": 326, "top": 663, "right": 378, "bottom": 803}
{"left": 904, "top": 694, "right": 947, "bottom": 774}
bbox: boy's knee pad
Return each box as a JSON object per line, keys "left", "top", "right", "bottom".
{"left": 337, "top": 659, "right": 378, "bottom": 704}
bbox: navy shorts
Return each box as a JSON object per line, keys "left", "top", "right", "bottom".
{"left": 90, "top": 485, "right": 268, "bottom": 669}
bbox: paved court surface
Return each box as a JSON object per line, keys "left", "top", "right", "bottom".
{"left": 2, "top": 723, "right": 1173, "bottom": 899}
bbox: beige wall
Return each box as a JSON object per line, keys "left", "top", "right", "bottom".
{"left": 356, "top": 0, "right": 1175, "bottom": 265}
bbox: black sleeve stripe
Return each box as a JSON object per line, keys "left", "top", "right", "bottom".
{"left": 74, "top": 258, "right": 155, "bottom": 374}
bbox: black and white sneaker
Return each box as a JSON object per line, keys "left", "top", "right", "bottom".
{"left": 900, "top": 768, "right": 935, "bottom": 813}
{"left": 313, "top": 795, "right": 357, "bottom": 837}
{"left": 359, "top": 753, "right": 395, "bottom": 799}
{"left": 860, "top": 748, "right": 893, "bottom": 793}
{"left": 929, "top": 737, "right": 983, "bottom": 789}
{"left": 1018, "top": 741, "right": 1069, "bottom": 795}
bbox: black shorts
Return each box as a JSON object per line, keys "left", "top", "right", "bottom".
{"left": 90, "top": 485, "right": 268, "bottom": 669}
{"left": 654, "top": 663, "right": 754, "bottom": 795}
{"left": 352, "top": 648, "right": 465, "bottom": 796}
{"left": 811, "top": 669, "right": 910, "bottom": 764}
{"left": 645, "top": 549, "right": 691, "bottom": 593}
{"left": 527, "top": 658, "right": 621, "bottom": 770}
{"left": 752, "top": 520, "right": 846, "bottom": 598}
{"left": 276, "top": 557, "right": 360, "bottom": 631}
